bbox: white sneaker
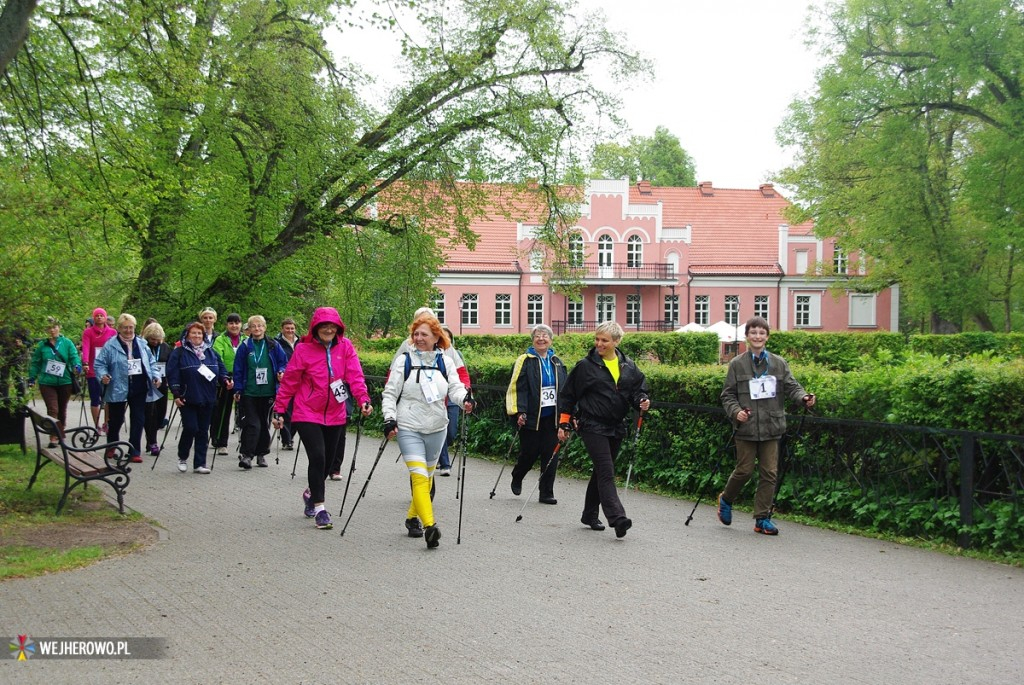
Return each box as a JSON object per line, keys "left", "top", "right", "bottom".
{"left": 217, "top": 447, "right": 229, "bottom": 455}
{"left": 177, "top": 460, "right": 188, "bottom": 473}
{"left": 438, "top": 468, "right": 451, "bottom": 477}
{"left": 194, "top": 466, "right": 211, "bottom": 474}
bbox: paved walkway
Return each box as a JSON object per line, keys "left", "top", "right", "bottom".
{"left": 2, "top": 406, "right": 1023, "bottom": 684}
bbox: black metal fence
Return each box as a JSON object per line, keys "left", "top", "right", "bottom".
{"left": 365, "top": 377, "right": 1024, "bottom": 552}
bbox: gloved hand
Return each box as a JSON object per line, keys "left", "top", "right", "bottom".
{"left": 27, "top": 378, "right": 35, "bottom": 388}
{"left": 383, "top": 419, "right": 398, "bottom": 436}
{"left": 75, "top": 365, "right": 82, "bottom": 374}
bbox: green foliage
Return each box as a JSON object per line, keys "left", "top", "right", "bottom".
{"left": 590, "top": 125, "right": 696, "bottom": 187}
{"left": 767, "top": 331, "right": 907, "bottom": 372}
{"left": 777, "top": 0, "right": 1024, "bottom": 332}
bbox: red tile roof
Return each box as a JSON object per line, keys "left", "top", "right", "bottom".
{"left": 688, "top": 264, "right": 785, "bottom": 276}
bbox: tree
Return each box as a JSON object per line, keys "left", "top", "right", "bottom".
{"left": 590, "top": 125, "right": 696, "bottom": 186}
{"left": 0, "top": 0, "right": 37, "bottom": 75}
{"left": 777, "top": 0, "right": 1024, "bottom": 332}
{"left": 0, "top": 0, "right": 647, "bottom": 336}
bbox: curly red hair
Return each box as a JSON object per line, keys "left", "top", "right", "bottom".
{"left": 409, "top": 314, "right": 450, "bottom": 350}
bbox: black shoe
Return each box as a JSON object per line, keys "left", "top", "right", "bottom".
{"left": 405, "top": 517, "right": 424, "bottom": 538}
{"left": 239, "top": 455, "right": 252, "bottom": 470}
{"left": 511, "top": 479, "right": 522, "bottom": 496}
{"left": 255, "top": 455, "right": 268, "bottom": 467}
{"left": 581, "top": 517, "right": 605, "bottom": 531}
{"left": 282, "top": 443, "right": 293, "bottom": 451}
{"left": 539, "top": 496, "right": 557, "bottom": 505}
{"left": 424, "top": 524, "right": 441, "bottom": 549}
{"left": 614, "top": 517, "right": 633, "bottom": 538}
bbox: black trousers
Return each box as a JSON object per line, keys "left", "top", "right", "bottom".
{"left": 210, "top": 385, "right": 234, "bottom": 448}
{"left": 511, "top": 422, "right": 560, "bottom": 498}
{"left": 580, "top": 430, "right": 626, "bottom": 525}
{"left": 295, "top": 422, "right": 344, "bottom": 505}
{"left": 239, "top": 395, "right": 273, "bottom": 457}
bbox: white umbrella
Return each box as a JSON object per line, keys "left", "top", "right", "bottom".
{"left": 675, "top": 322, "right": 708, "bottom": 333}
{"left": 707, "top": 320, "right": 740, "bottom": 343}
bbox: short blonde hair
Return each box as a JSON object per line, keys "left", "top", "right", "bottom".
{"left": 117, "top": 313, "right": 137, "bottom": 329}
{"left": 198, "top": 307, "right": 217, "bottom": 320}
{"left": 247, "top": 315, "right": 266, "bottom": 328}
{"left": 142, "top": 322, "right": 165, "bottom": 341}
{"left": 594, "top": 321, "right": 623, "bottom": 342}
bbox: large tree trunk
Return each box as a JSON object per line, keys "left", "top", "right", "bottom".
{"left": 0, "top": 0, "right": 38, "bottom": 75}
{"left": 930, "top": 312, "right": 961, "bottom": 334}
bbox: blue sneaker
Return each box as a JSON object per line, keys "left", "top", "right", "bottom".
{"left": 302, "top": 488, "right": 315, "bottom": 518}
{"left": 314, "top": 510, "right": 333, "bottom": 530}
{"left": 754, "top": 517, "right": 779, "bottom": 535}
{"left": 717, "top": 493, "right": 732, "bottom": 526}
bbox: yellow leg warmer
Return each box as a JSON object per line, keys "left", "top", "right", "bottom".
{"left": 409, "top": 472, "right": 435, "bottom": 527}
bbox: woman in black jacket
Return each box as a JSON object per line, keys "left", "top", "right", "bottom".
{"left": 558, "top": 322, "right": 650, "bottom": 538}
{"left": 142, "top": 322, "right": 172, "bottom": 457}
{"left": 505, "top": 324, "right": 568, "bottom": 504}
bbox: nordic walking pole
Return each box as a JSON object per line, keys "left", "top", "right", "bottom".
{"left": 454, "top": 407, "right": 468, "bottom": 500}
{"left": 622, "top": 411, "right": 645, "bottom": 500}
{"left": 338, "top": 415, "right": 363, "bottom": 517}
{"left": 489, "top": 425, "right": 522, "bottom": 499}
{"left": 340, "top": 435, "right": 390, "bottom": 537}
{"left": 684, "top": 413, "right": 745, "bottom": 526}
{"left": 270, "top": 424, "right": 279, "bottom": 464}
{"left": 515, "top": 437, "right": 566, "bottom": 523}
{"left": 290, "top": 433, "right": 304, "bottom": 479}
{"left": 456, "top": 410, "right": 470, "bottom": 542}
{"left": 767, "top": 400, "right": 813, "bottom": 520}
{"left": 153, "top": 401, "right": 179, "bottom": 470}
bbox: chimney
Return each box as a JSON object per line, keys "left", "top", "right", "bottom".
{"left": 636, "top": 179, "right": 652, "bottom": 195}
{"left": 698, "top": 181, "right": 713, "bottom": 196}
{"left": 759, "top": 183, "right": 775, "bottom": 198}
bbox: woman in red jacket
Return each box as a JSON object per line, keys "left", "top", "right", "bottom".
{"left": 272, "top": 308, "right": 372, "bottom": 530}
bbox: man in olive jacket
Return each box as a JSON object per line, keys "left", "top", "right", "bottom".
{"left": 719, "top": 316, "right": 815, "bottom": 535}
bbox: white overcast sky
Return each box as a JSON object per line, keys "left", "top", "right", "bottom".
{"left": 328, "top": 1, "right": 824, "bottom": 189}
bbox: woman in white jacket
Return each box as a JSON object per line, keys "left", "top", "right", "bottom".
{"left": 381, "top": 313, "right": 473, "bottom": 549}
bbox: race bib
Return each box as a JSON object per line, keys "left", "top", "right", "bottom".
{"left": 540, "top": 385, "right": 557, "bottom": 408}
{"left": 45, "top": 359, "right": 67, "bottom": 377}
{"left": 153, "top": 362, "right": 166, "bottom": 377}
{"left": 330, "top": 378, "right": 349, "bottom": 404}
{"left": 126, "top": 358, "right": 143, "bottom": 376}
{"left": 748, "top": 375, "right": 777, "bottom": 400}
{"left": 197, "top": 363, "right": 216, "bottom": 382}
{"left": 255, "top": 368, "right": 269, "bottom": 385}
{"left": 419, "top": 374, "right": 443, "bottom": 404}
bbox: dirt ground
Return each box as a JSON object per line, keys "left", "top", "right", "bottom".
{"left": 0, "top": 519, "right": 159, "bottom": 551}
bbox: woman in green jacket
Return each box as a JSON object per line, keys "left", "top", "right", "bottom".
{"left": 28, "top": 317, "right": 82, "bottom": 445}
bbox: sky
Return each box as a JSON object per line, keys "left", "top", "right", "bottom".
{"left": 328, "top": 1, "right": 824, "bottom": 190}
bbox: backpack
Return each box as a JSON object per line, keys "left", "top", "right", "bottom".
{"left": 403, "top": 351, "right": 448, "bottom": 383}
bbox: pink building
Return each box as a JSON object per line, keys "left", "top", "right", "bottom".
{"left": 431, "top": 178, "right": 900, "bottom": 337}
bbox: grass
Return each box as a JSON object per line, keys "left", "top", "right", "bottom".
{"left": 0, "top": 442, "right": 151, "bottom": 580}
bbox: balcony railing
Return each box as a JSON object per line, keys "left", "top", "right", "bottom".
{"left": 553, "top": 262, "right": 676, "bottom": 282}
{"left": 551, "top": 319, "right": 676, "bottom": 335}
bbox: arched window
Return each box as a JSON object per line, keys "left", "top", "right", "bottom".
{"left": 627, "top": 235, "right": 643, "bottom": 268}
{"left": 569, "top": 233, "right": 584, "bottom": 267}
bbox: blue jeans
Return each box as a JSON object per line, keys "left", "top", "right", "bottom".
{"left": 437, "top": 403, "right": 460, "bottom": 469}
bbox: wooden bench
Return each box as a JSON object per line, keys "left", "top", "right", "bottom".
{"left": 25, "top": 407, "right": 133, "bottom": 514}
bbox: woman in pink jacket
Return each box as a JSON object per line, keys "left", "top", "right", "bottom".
{"left": 272, "top": 308, "right": 372, "bottom": 530}
{"left": 81, "top": 307, "right": 117, "bottom": 433}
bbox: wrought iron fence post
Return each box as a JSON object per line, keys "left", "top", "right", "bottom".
{"left": 958, "top": 434, "right": 975, "bottom": 549}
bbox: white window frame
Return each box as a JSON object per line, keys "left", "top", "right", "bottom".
{"left": 596, "top": 294, "right": 615, "bottom": 323}
{"left": 794, "top": 293, "right": 821, "bottom": 328}
{"left": 849, "top": 293, "right": 877, "bottom": 327}
{"left": 626, "top": 294, "right": 641, "bottom": 326}
{"left": 694, "top": 295, "right": 709, "bottom": 326}
{"left": 724, "top": 295, "right": 739, "bottom": 326}
{"left": 795, "top": 250, "right": 809, "bottom": 275}
{"left": 495, "top": 293, "right": 511, "bottom": 327}
{"left": 527, "top": 294, "right": 544, "bottom": 326}
{"left": 461, "top": 294, "right": 479, "bottom": 327}
{"left": 834, "top": 245, "right": 848, "bottom": 274}
{"left": 627, "top": 236, "right": 643, "bottom": 268}
{"left": 569, "top": 233, "right": 585, "bottom": 268}
{"left": 664, "top": 295, "right": 680, "bottom": 326}
{"left": 754, "top": 295, "right": 769, "bottom": 321}
{"left": 567, "top": 299, "right": 584, "bottom": 327}
{"left": 431, "top": 292, "right": 445, "bottom": 324}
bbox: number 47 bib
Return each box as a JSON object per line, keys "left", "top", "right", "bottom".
{"left": 748, "top": 375, "right": 777, "bottom": 400}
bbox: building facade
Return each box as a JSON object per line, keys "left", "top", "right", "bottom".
{"left": 431, "top": 178, "right": 899, "bottom": 336}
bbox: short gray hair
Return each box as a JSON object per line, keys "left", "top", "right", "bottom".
{"left": 531, "top": 324, "right": 554, "bottom": 340}
{"left": 594, "top": 321, "right": 623, "bottom": 342}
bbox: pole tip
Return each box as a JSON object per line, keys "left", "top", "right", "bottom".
{"left": 684, "top": 518, "right": 692, "bottom": 526}
{"left": 489, "top": 492, "right": 495, "bottom": 499}
{"left": 515, "top": 515, "right": 523, "bottom": 522}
